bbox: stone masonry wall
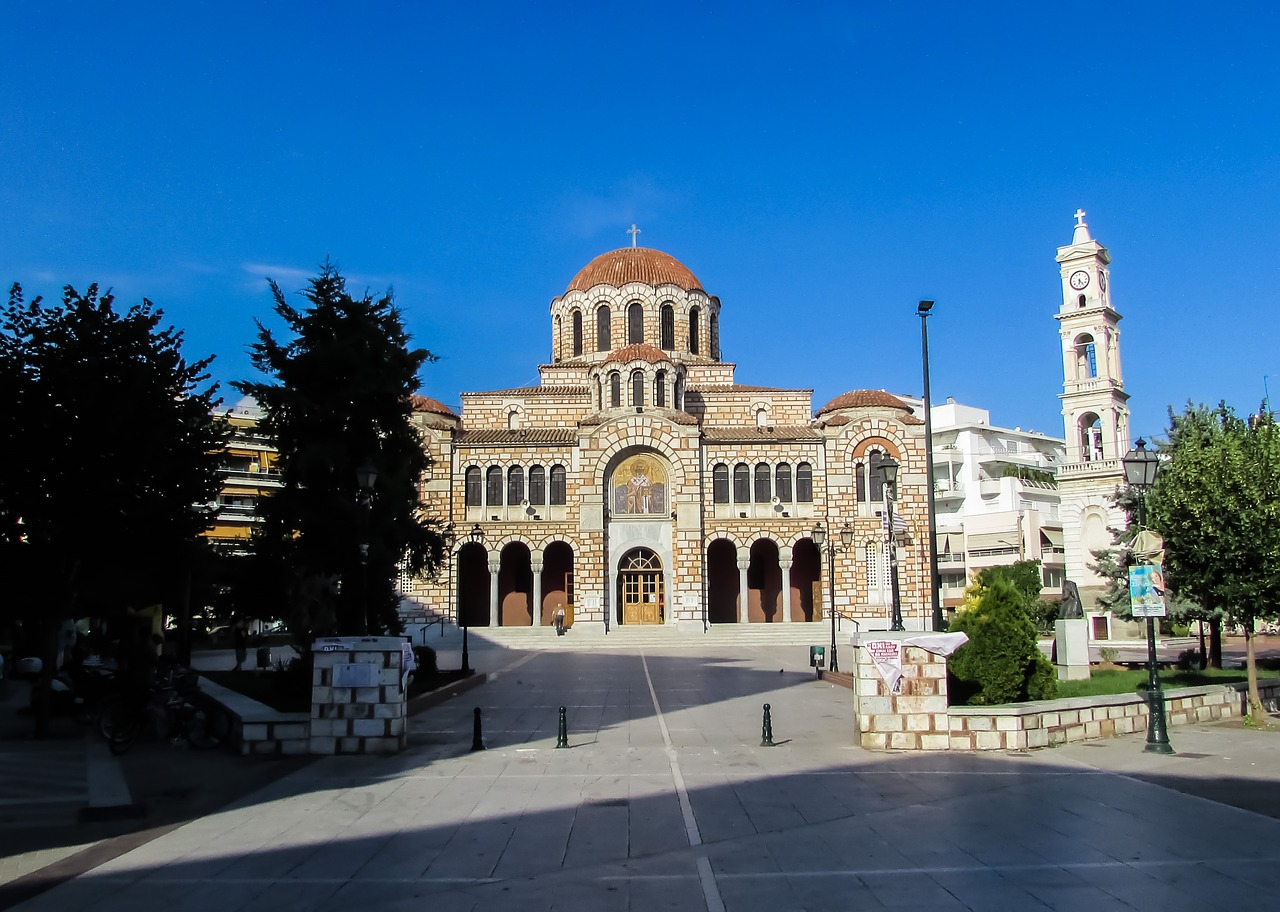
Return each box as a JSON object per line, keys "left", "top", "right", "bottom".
{"left": 310, "top": 637, "right": 408, "bottom": 755}
{"left": 854, "top": 644, "right": 951, "bottom": 751}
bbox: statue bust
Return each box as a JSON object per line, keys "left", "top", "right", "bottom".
{"left": 1060, "top": 579, "right": 1084, "bottom": 619}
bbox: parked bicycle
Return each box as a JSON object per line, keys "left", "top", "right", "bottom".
{"left": 103, "top": 666, "right": 224, "bottom": 754}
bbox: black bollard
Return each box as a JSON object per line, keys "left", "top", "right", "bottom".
{"left": 471, "top": 706, "right": 485, "bottom": 751}
{"left": 760, "top": 703, "right": 775, "bottom": 747}
{"left": 556, "top": 705, "right": 569, "bottom": 749}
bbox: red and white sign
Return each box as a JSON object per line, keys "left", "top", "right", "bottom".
{"left": 864, "top": 639, "right": 904, "bottom": 694}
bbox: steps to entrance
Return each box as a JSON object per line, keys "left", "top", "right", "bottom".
{"left": 468, "top": 621, "right": 853, "bottom": 649}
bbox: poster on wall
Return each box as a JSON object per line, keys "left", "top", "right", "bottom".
{"left": 1128, "top": 563, "right": 1167, "bottom": 618}
{"left": 863, "top": 639, "right": 904, "bottom": 694}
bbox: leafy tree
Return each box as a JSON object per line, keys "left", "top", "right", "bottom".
{"left": 970, "top": 560, "right": 1057, "bottom": 635}
{"left": 948, "top": 577, "right": 1057, "bottom": 705}
{"left": 1146, "top": 402, "right": 1280, "bottom": 719}
{"left": 233, "top": 263, "right": 446, "bottom": 636}
{"left": 1, "top": 283, "right": 225, "bottom": 733}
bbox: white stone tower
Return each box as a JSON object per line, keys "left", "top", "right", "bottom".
{"left": 1055, "top": 210, "right": 1130, "bottom": 608}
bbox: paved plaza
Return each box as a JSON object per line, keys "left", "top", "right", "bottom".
{"left": 2, "top": 638, "right": 1279, "bottom": 911}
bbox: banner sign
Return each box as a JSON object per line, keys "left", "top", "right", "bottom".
{"left": 1129, "top": 563, "right": 1168, "bottom": 618}
{"left": 863, "top": 639, "right": 904, "bottom": 694}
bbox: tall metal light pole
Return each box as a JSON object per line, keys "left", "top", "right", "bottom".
{"left": 1122, "top": 439, "right": 1172, "bottom": 754}
{"left": 812, "top": 521, "right": 854, "bottom": 672}
{"left": 356, "top": 460, "right": 378, "bottom": 634}
{"left": 879, "top": 455, "right": 905, "bottom": 631}
{"left": 918, "top": 300, "right": 942, "bottom": 631}
{"left": 462, "top": 523, "right": 483, "bottom": 675}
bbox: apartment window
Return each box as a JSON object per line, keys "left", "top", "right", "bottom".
{"left": 712, "top": 464, "right": 729, "bottom": 503}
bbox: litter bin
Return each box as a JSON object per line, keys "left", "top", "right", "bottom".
{"left": 809, "top": 646, "right": 826, "bottom": 679}
{"left": 256, "top": 645, "right": 271, "bottom": 670}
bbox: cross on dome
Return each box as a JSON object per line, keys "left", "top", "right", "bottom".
{"left": 627, "top": 224, "right": 641, "bottom": 247}
{"left": 1074, "top": 208, "right": 1087, "bottom": 226}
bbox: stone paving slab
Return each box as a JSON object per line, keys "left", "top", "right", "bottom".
{"left": 8, "top": 644, "right": 1280, "bottom": 911}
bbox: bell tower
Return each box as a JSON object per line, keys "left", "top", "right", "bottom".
{"left": 1055, "top": 210, "right": 1130, "bottom": 606}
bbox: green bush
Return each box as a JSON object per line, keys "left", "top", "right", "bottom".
{"left": 948, "top": 578, "right": 1058, "bottom": 705}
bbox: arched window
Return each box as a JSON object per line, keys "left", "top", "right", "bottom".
{"left": 1077, "top": 294, "right": 1086, "bottom": 308}
{"left": 572, "top": 310, "right": 583, "bottom": 356}
{"left": 529, "top": 465, "right": 546, "bottom": 505}
{"left": 1075, "top": 334, "right": 1097, "bottom": 379}
{"left": 486, "top": 466, "right": 502, "bottom": 506}
{"left": 754, "top": 463, "right": 771, "bottom": 502}
{"left": 709, "top": 313, "right": 719, "bottom": 359}
{"left": 856, "top": 450, "right": 886, "bottom": 503}
{"left": 733, "top": 464, "right": 750, "bottom": 503}
{"left": 464, "top": 466, "right": 481, "bottom": 506}
{"left": 660, "top": 304, "right": 675, "bottom": 349}
{"left": 554, "top": 315, "right": 562, "bottom": 361}
{"left": 674, "top": 374, "right": 685, "bottom": 409}
{"left": 775, "top": 463, "right": 792, "bottom": 502}
{"left": 796, "top": 462, "right": 813, "bottom": 503}
{"left": 689, "top": 307, "right": 700, "bottom": 355}
{"left": 755, "top": 407, "right": 768, "bottom": 428}
{"left": 507, "top": 466, "right": 525, "bottom": 505}
{"left": 627, "top": 302, "right": 643, "bottom": 345}
{"left": 549, "top": 465, "right": 567, "bottom": 505}
{"left": 631, "top": 370, "right": 645, "bottom": 407}
{"left": 712, "top": 464, "right": 729, "bottom": 503}
{"left": 610, "top": 371, "right": 621, "bottom": 407}
{"left": 596, "top": 305, "right": 611, "bottom": 352}
{"left": 507, "top": 409, "right": 520, "bottom": 431}
{"left": 654, "top": 369, "right": 666, "bottom": 407}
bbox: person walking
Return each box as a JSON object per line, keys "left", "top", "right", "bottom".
{"left": 554, "top": 605, "right": 566, "bottom": 636}
{"left": 232, "top": 618, "right": 249, "bottom": 671}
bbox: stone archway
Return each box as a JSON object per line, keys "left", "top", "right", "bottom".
{"left": 541, "top": 541, "right": 574, "bottom": 626}
{"left": 706, "top": 539, "right": 739, "bottom": 624}
{"left": 790, "top": 537, "right": 821, "bottom": 621}
{"left": 498, "top": 541, "right": 532, "bottom": 626}
{"left": 456, "top": 543, "right": 490, "bottom": 627}
{"left": 747, "top": 539, "right": 782, "bottom": 623}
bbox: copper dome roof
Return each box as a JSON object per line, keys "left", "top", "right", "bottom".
{"left": 816, "top": 390, "right": 914, "bottom": 417}
{"left": 566, "top": 247, "right": 703, "bottom": 293}
{"left": 410, "top": 394, "right": 458, "bottom": 418}
{"left": 608, "top": 343, "right": 671, "bottom": 364}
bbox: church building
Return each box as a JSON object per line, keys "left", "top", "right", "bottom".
{"left": 403, "top": 244, "right": 931, "bottom": 634}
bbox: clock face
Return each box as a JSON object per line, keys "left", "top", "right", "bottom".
{"left": 1069, "top": 270, "right": 1090, "bottom": 290}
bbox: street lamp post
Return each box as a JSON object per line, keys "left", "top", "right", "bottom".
{"left": 918, "top": 300, "right": 942, "bottom": 631}
{"left": 356, "top": 460, "right": 378, "bottom": 634}
{"left": 462, "top": 523, "right": 483, "bottom": 674}
{"left": 812, "top": 521, "right": 855, "bottom": 673}
{"left": 1122, "top": 438, "right": 1172, "bottom": 755}
{"left": 879, "top": 455, "right": 905, "bottom": 631}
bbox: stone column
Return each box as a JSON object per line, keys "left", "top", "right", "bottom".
{"left": 737, "top": 551, "right": 751, "bottom": 625}
{"left": 531, "top": 559, "right": 544, "bottom": 627}
{"left": 488, "top": 556, "right": 501, "bottom": 627}
{"left": 779, "top": 558, "right": 793, "bottom": 623}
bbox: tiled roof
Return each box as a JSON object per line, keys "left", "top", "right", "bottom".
{"left": 566, "top": 248, "right": 703, "bottom": 293}
{"left": 703, "top": 426, "right": 823, "bottom": 441}
{"left": 578, "top": 408, "right": 699, "bottom": 427}
{"left": 461, "top": 386, "right": 590, "bottom": 398}
{"left": 686, "top": 385, "right": 808, "bottom": 394}
{"left": 607, "top": 343, "right": 671, "bottom": 364}
{"left": 816, "top": 389, "right": 914, "bottom": 416}
{"left": 455, "top": 428, "right": 579, "bottom": 446}
{"left": 409, "top": 394, "right": 458, "bottom": 418}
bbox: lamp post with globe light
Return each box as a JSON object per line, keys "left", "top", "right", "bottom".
{"left": 878, "top": 455, "right": 906, "bottom": 631}
{"left": 812, "top": 521, "right": 855, "bottom": 672}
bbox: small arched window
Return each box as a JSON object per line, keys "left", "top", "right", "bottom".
{"left": 554, "top": 315, "right": 562, "bottom": 361}
{"left": 674, "top": 374, "right": 685, "bottom": 410}
{"left": 627, "top": 302, "right": 643, "bottom": 345}
{"left": 796, "top": 462, "right": 813, "bottom": 503}
{"left": 689, "top": 307, "right": 701, "bottom": 355}
{"left": 596, "top": 305, "right": 611, "bottom": 351}
{"left": 464, "top": 466, "right": 481, "bottom": 506}
{"left": 733, "top": 464, "right": 750, "bottom": 503}
{"left": 710, "top": 313, "right": 719, "bottom": 359}
{"left": 754, "top": 464, "right": 771, "bottom": 502}
{"left": 529, "top": 465, "right": 546, "bottom": 505}
{"left": 572, "top": 310, "right": 583, "bottom": 356}
{"left": 610, "top": 372, "right": 621, "bottom": 408}
{"left": 486, "top": 466, "right": 503, "bottom": 506}
{"left": 549, "top": 465, "right": 567, "bottom": 505}
{"left": 776, "top": 463, "right": 792, "bottom": 502}
{"left": 631, "top": 370, "right": 645, "bottom": 407}
{"left": 507, "top": 409, "right": 520, "bottom": 431}
{"left": 755, "top": 407, "right": 768, "bottom": 428}
{"left": 508, "top": 466, "right": 525, "bottom": 504}
{"left": 856, "top": 450, "right": 887, "bottom": 503}
{"left": 1077, "top": 293, "right": 1086, "bottom": 308}
{"left": 712, "top": 463, "right": 729, "bottom": 503}
{"left": 660, "top": 304, "right": 675, "bottom": 349}
{"left": 654, "top": 369, "right": 666, "bottom": 407}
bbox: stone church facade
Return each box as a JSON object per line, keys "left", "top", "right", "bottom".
{"left": 403, "top": 246, "right": 930, "bottom": 633}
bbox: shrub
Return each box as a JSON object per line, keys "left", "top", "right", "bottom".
{"left": 948, "top": 578, "right": 1058, "bottom": 705}
{"left": 413, "top": 645, "right": 437, "bottom": 675}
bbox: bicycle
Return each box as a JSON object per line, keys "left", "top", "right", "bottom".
{"left": 105, "top": 668, "right": 224, "bottom": 754}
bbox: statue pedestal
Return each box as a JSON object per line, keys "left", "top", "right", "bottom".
{"left": 1055, "top": 618, "right": 1091, "bottom": 681}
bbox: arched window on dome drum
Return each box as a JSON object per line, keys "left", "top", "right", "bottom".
{"left": 627, "top": 302, "right": 643, "bottom": 345}
{"left": 554, "top": 315, "right": 562, "bottom": 361}
{"left": 572, "top": 310, "right": 583, "bottom": 356}
{"left": 754, "top": 464, "right": 771, "bottom": 503}
{"left": 596, "top": 305, "right": 611, "bottom": 352}
{"left": 712, "top": 463, "right": 729, "bottom": 503}
{"left": 654, "top": 369, "right": 667, "bottom": 407}
{"left": 660, "top": 304, "right": 675, "bottom": 349}
{"left": 549, "top": 465, "right": 567, "bottom": 505}
{"left": 507, "top": 466, "right": 525, "bottom": 505}
{"left": 674, "top": 374, "right": 685, "bottom": 410}
{"left": 776, "top": 463, "right": 792, "bottom": 502}
{"left": 529, "top": 465, "right": 546, "bottom": 505}
{"left": 631, "top": 370, "right": 644, "bottom": 407}
{"left": 610, "top": 372, "right": 621, "bottom": 408}
{"left": 733, "top": 464, "right": 750, "bottom": 503}
{"left": 796, "top": 462, "right": 813, "bottom": 503}
{"left": 689, "top": 307, "right": 700, "bottom": 355}
{"left": 486, "top": 466, "right": 503, "bottom": 506}
{"left": 710, "top": 313, "right": 719, "bottom": 359}
{"left": 464, "top": 466, "right": 481, "bottom": 506}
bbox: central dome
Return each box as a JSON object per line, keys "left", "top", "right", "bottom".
{"left": 566, "top": 247, "right": 703, "bottom": 294}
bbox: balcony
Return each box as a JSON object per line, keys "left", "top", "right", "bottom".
{"left": 219, "top": 468, "right": 284, "bottom": 487}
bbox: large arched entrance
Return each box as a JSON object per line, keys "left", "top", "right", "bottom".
{"left": 616, "top": 548, "right": 664, "bottom": 625}
{"left": 541, "top": 540, "right": 574, "bottom": 626}
{"left": 790, "top": 537, "right": 821, "bottom": 621}
{"left": 747, "top": 539, "right": 782, "bottom": 623}
{"left": 498, "top": 542, "right": 532, "bottom": 626}
{"left": 456, "top": 543, "right": 490, "bottom": 627}
{"left": 706, "top": 538, "right": 739, "bottom": 623}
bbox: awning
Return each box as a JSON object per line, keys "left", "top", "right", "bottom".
{"left": 938, "top": 532, "right": 964, "bottom": 554}
{"left": 966, "top": 533, "right": 1018, "bottom": 553}
{"left": 1040, "top": 528, "right": 1064, "bottom": 548}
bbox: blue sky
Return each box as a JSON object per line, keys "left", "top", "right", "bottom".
{"left": 4, "top": 2, "right": 1278, "bottom": 443}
